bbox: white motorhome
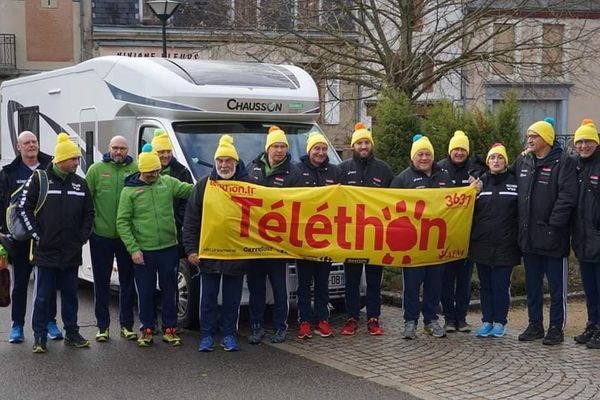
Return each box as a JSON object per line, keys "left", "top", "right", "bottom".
{"left": 0, "top": 56, "right": 364, "bottom": 327}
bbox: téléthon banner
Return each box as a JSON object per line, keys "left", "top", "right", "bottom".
{"left": 199, "top": 181, "right": 475, "bottom": 267}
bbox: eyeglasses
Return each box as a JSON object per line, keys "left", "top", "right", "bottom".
{"left": 111, "top": 146, "right": 128, "bottom": 151}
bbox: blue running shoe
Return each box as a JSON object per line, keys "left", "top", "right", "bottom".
{"left": 47, "top": 321, "right": 63, "bottom": 340}
{"left": 198, "top": 336, "right": 214, "bottom": 352}
{"left": 9, "top": 325, "right": 24, "bottom": 343}
{"left": 491, "top": 322, "right": 506, "bottom": 338}
{"left": 221, "top": 335, "right": 240, "bottom": 352}
{"left": 475, "top": 322, "right": 493, "bottom": 338}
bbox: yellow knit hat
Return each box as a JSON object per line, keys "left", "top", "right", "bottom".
{"left": 410, "top": 134, "right": 434, "bottom": 159}
{"left": 527, "top": 119, "right": 555, "bottom": 146}
{"left": 351, "top": 122, "right": 374, "bottom": 147}
{"left": 54, "top": 132, "right": 80, "bottom": 163}
{"left": 486, "top": 143, "right": 509, "bottom": 165}
{"left": 448, "top": 130, "right": 470, "bottom": 154}
{"left": 264, "top": 125, "right": 288, "bottom": 151}
{"left": 151, "top": 129, "right": 173, "bottom": 152}
{"left": 138, "top": 144, "right": 161, "bottom": 172}
{"left": 574, "top": 119, "right": 599, "bottom": 144}
{"left": 306, "top": 131, "right": 328, "bottom": 153}
{"left": 214, "top": 134, "right": 239, "bottom": 161}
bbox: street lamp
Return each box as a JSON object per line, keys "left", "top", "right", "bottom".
{"left": 146, "top": 0, "right": 182, "bottom": 58}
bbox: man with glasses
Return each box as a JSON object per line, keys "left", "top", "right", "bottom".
{"left": 515, "top": 118, "right": 577, "bottom": 346}
{"left": 86, "top": 136, "right": 138, "bottom": 342}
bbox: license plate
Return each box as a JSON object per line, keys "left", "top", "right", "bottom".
{"left": 329, "top": 273, "right": 344, "bottom": 286}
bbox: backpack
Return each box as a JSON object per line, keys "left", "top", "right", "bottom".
{"left": 6, "top": 170, "right": 49, "bottom": 241}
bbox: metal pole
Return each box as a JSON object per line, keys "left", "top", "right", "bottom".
{"left": 161, "top": 18, "right": 167, "bottom": 58}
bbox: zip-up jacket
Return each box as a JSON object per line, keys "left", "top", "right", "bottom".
{"left": 17, "top": 164, "right": 94, "bottom": 268}
{"left": 514, "top": 144, "right": 578, "bottom": 258}
{"left": 247, "top": 152, "right": 301, "bottom": 187}
{"left": 85, "top": 153, "right": 137, "bottom": 239}
{"left": 437, "top": 155, "right": 487, "bottom": 186}
{"left": 183, "top": 163, "right": 249, "bottom": 276}
{"left": 572, "top": 147, "right": 600, "bottom": 262}
{"left": 390, "top": 163, "right": 453, "bottom": 189}
{"left": 469, "top": 171, "right": 521, "bottom": 266}
{"left": 339, "top": 152, "right": 394, "bottom": 188}
{"left": 295, "top": 155, "right": 341, "bottom": 187}
{"left": 0, "top": 151, "right": 53, "bottom": 232}
{"left": 116, "top": 173, "right": 193, "bottom": 254}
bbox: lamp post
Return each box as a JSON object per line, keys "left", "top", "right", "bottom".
{"left": 146, "top": 0, "right": 182, "bottom": 58}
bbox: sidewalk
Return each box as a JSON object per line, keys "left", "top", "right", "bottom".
{"left": 262, "top": 300, "right": 599, "bottom": 400}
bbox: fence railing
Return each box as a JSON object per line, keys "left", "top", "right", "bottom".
{"left": 0, "top": 34, "right": 16, "bottom": 70}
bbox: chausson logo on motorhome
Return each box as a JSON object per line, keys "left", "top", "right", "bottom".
{"left": 226, "top": 99, "right": 282, "bottom": 113}
{"left": 0, "top": 56, "right": 365, "bottom": 328}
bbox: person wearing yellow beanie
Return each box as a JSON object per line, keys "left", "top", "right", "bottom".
{"left": 486, "top": 143, "right": 509, "bottom": 167}
{"left": 527, "top": 119, "right": 555, "bottom": 148}
{"left": 54, "top": 132, "right": 81, "bottom": 164}
{"left": 469, "top": 141, "right": 520, "bottom": 339}
{"left": 151, "top": 129, "right": 173, "bottom": 152}
{"left": 184, "top": 135, "right": 248, "bottom": 351}
{"left": 571, "top": 118, "right": 600, "bottom": 347}
{"left": 350, "top": 122, "right": 374, "bottom": 147}
{"left": 305, "top": 131, "right": 328, "bottom": 154}
{"left": 20, "top": 132, "right": 95, "bottom": 351}
{"left": 293, "top": 132, "right": 340, "bottom": 339}
{"left": 137, "top": 144, "right": 161, "bottom": 174}
{"left": 390, "top": 134, "right": 453, "bottom": 339}
{"left": 264, "top": 125, "right": 289, "bottom": 152}
{"left": 514, "top": 115, "right": 578, "bottom": 345}
{"left": 448, "top": 130, "right": 470, "bottom": 156}
{"left": 117, "top": 143, "right": 193, "bottom": 348}
{"left": 337, "top": 122, "right": 393, "bottom": 337}
{"left": 214, "top": 134, "right": 239, "bottom": 162}
{"left": 246, "top": 125, "right": 300, "bottom": 344}
{"left": 439, "top": 130, "right": 486, "bottom": 333}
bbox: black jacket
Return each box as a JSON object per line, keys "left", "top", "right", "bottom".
{"left": 469, "top": 171, "right": 521, "bottom": 266}
{"left": 339, "top": 153, "right": 394, "bottom": 188}
{"left": 17, "top": 165, "right": 94, "bottom": 268}
{"left": 165, "top": 157, "right": 193, "bottom": 229}
{"left": 182, "top": 164, "right": 249, "bottom": 275}
{"left": 390, "top": 163, "right": 453, "bottom": 189}
{"left": 572, "top": 147, "right": 600, "bottom": 262}
{"left": 0, "top": 152, "right": 53, "bottom": 232}
{"left": 514, "top": 144, "right": 578, "bottom": 258}
{"left": 295, "top": 155, "right": 341, "bottom": 187}
{"left": 247, "top": 153, "right": 301, "bottom": 187}
{"left": 437, "top": 156, "right": 487, "bottom": 186}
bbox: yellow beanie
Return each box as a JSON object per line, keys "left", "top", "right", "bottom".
{"left": 527, "top": 120, "right": 555, "bottom": 146}
{"left": 214, "top": 134, "right": 239, "bottom": 161}
{"left": 351, "top": 122, "right": 374, "bottom": 147}
{"left": 54, "top": 132, "right": 80, "bottom": 163}
{"left": 448, "top": 130, "right": 470, "bottom": 155}
{"left": 486, "top": 143, "right": 509, "bottom": 165}
{"left": 574, "top": 119, "right": 599, "bottom": 144}
{"left": 138, "top": 144, "right": 161, "bottom": 172}
{"left": 265, "top": 125, "right": 288, "bottom": 151}
{"left": 410, "top": 134, "right": 434, "bottom": 160}
{"left": 151, "top": 129, "right": 173, "bottom": 152}
{"left": 306, "top": 131, "right": 328, "bottom": 153}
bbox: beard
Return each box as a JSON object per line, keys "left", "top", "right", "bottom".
{"left": 217, "top": 169, "right": 236, "bottom": 180}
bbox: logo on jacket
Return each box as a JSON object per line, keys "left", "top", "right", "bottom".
{"left": 71, "top": 182, "right": 81, "bottom": 191}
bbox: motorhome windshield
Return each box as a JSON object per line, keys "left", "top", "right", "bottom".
{"left": 173, "top": 121, "right": 341, "bottom": 180}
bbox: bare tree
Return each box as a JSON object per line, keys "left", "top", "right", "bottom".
{"left": 175, "top": 0, "right": 600, "bottom": 102}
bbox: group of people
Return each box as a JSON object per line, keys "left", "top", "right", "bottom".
{"left": 1, "top": 115, "right": 599, "bottom": 354}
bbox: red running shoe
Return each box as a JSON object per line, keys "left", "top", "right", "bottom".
{"left": 297, "top": 321, "right": 313, "bottom": 339}
{"left": 367, "top": 317, "right": 383, "bottom": 336}
{"left": 315, "top": 320, "right": 333, "bottom": 338}
{"left": 341, "top": 318, "right": 358, "bottom": 336}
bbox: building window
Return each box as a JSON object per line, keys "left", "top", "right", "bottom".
{"left": 542, "top": 24, "right": 564, "bottom": 77}
{"left": 492, "top": 23, "right": 515, "bottom": 76}
{"left": 41, "top": 0, "right": 58, "bottom": 8}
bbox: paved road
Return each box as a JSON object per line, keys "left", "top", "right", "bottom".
{"left": 0, "top": 282, "right": 414, "bottom": 400}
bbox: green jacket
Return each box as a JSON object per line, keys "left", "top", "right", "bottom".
{"left": 116, "top": 173, "right": 193, "bottom": 254}
{"left": 86, "top": 154, "right": 138, "bottom": 238}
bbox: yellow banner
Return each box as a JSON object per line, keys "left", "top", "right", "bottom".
{"left": 199, "top": 181, "right": 475, "bottom": 267}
